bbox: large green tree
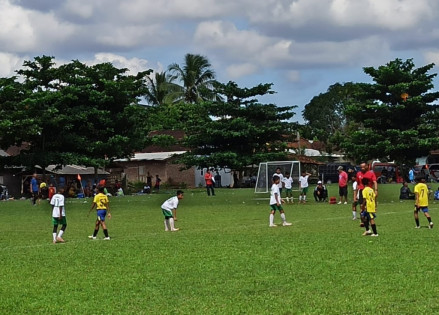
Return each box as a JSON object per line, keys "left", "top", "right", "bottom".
{"left": 0, "top": 56, "right": 152, "bottom": 170}
{"left": 177, "top": 81, "right": 297, "bottom": 171}
{"left": 168, "top": 54, "right": 216, "bottom": 103}
{"left": 302, "top": 82, "right": 363, "bottom": 151}
{"left": 341, "top": 58, "right": 439, "bottom": 164}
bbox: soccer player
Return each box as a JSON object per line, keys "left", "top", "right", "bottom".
{"left": 283, "top": 172, "right": 294, "bottom": 203}
{"left": 414, "top": 176, "right": 434, "bottom": 229}
{"left": 88, "top": 186, "right": 111, "bottom": 240}
{"left": 161, "top": 190, "right": 184, "bottom": 231}
{"left": 356, "top": 163, "right": 378, "bottom": 226}
{"left": 298, "top": 171, "right": 311, "bottom": 204}
{"left": 50, "top": 188, "right": 67, "bottom": 244}
{"left": 361, "top": 178, "right": 378, "bottom": 236}
{"left": 351, "top": 175, "right": 358, "bottom": 220}
{"left": 269, "top": 175, "right": 292, "bottom": 227}
{"left": 273, "top": 167, "right": 284, "bottom": 197}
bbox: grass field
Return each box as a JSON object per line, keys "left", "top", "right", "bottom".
{"left": 0, "top": 183, "right": 438, "bottom": 314}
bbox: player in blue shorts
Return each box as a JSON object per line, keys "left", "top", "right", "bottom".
{"left": 88, "top": 186, "right": 111, "bottom": 240}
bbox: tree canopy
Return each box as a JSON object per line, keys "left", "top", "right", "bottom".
{"left": 168, "top": 54, "right": 216, "bottom": 103}
{"left": 0, "top": 56, "right": 152, "bottom": 170}
{"left": 176, "top": 81, "right": 297, "bottom": 171}
{"left": 302, "top": 82, "right": 363, "bottom": 151}
{"left": 340, "top": 58, "right": 439, "bottom": 164}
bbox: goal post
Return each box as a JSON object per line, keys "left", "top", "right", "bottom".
{"left": 254, "top": 161, "right": 301, "bottom": 193}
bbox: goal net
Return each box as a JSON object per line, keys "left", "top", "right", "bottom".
{"left": 254, "top": 161, "right": 301, "bottom": 193}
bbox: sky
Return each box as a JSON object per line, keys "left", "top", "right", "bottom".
{"left": 1, "top": 0, "right": 439, "bottom": 123}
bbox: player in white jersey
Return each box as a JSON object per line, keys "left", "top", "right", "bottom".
{"left": 283, "top": 172, "right": 294, "bottom": 203}
{"left": 50, "top": 188, "right": 66, "bottom": 244}
{"left": 273, "top": 167, "right": 284, "bottom": 197}
{"left": 351, "top": 175, "right": 359, "bottom": 220}
{"left": 269, "top": 176, "right": 292, "bottom": 227}
{"left": 161, "top": 190, "right": 184, "bottom": 231}
{"left": 298, "top": 171, "right": 311, "bottom": 203}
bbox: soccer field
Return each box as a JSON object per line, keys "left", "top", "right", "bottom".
{"left": 0, "top": 185, "right": 438, "bottom": 314}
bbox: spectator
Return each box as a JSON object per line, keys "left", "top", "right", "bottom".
{"left": 204, "top": 169, "right": 215, "bottom": 196}
{"left": 399, "top": 182, "right": 415, "bottom": 200}
{"left": 337, "top": 166, "right": 348, "bottom": 204}
{"left": 408, "top": 168, "right": 415, "bottom": 183}
{"left": 314, "top": 181, "right": 328, "bottom": 202}
{"left": 154, "top": 175, "right": 161, "bottom": 192}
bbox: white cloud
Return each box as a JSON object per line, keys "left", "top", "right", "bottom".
{"left": 87, "top": 53, "right": 151, "bottom": 74}
{"left": 424, "top": 50, "right": 439, "bottom": 66}
{"left": 0, "top": 52, "right": 24, "bottom": 77}
{"left": 61, "top": 0, "right": 94, "bottom": 19}
{"left": 226, "top": 63, "right": 258, "bottom": 78}
{"left": 0, "top": 0, "right": 76, "bottom": 53}
{"left": 194, "top": 20, "right": 392, "bottom": 73}
{"left": 286, "top": 70, "right": 301, "bottom": 83}
{"left": 86, "top": 53, "right": 152, "bottom": 75}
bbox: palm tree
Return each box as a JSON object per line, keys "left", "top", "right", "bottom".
{"left": 145, "top": 71, "right": 182, "bottom": 106}
{"left": 168, "top": 54, "right": 216, "bottom": 103}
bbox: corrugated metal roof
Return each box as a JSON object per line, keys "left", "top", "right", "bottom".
{"left": 114, "top": 151, "right": 186, "bottom": 162}
{"left": 45, "top": 165, "right": 109, "bottom": 175}
{"left": 0, "top": 149, "right": 9, "bottom": 157}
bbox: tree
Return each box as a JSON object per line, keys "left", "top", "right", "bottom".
{"left": 340, "top": 58, "right": 439, "bottom": 164}
{"left": 168, "top": 54, "right": 216, "bottom": 103}
{"left": 0, "top": 56, "right": 153, "bottom": 171}
{"left": 176, "top": 81, "right": 297, "bottom": 171}
{"left": 144, "top": 71, "right": 182, "bottom": 106}
{"left": 302, "top": 82, "right": 363, "bottom": 149}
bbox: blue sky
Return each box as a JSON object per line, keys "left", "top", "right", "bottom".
{"left": 1, "top": 0, "right": 439, "bottom": 123}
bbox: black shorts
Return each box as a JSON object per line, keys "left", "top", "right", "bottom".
{"left": 339, "top": 186, "right": 348, "bottom": 197}
{"left": 358, "top": 189, "right": 364, "bottom": 204}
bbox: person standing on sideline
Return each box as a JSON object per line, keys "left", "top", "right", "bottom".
{"left": 161, "top": 190, "right": 184, "bottom": 231}
{"left": 408, "top": 168, "right": 415, "bottom": 183}
{"left": 351, "top": 175, "right": 359, "bottom": 220}
{"left": 48, "top": 183, "right": 56, "bottom": 202}
{"left": 273, "top": 168, "right": 284, "bottom": 197}
{"left": 283, "top": 172, "right": 294, "bottom": 203}
{"left": 204, "top": 169, "right": 215, "bottom": 196}
{"left": 154, "top": 175, "right": 161, "bottom": 192}
{"left": 146, "top": 172, "right": 152, "bottom": 189}
{"left": 50, "top": 188, "right": 67, "bottom": 244}
{"left": 88, "top": 186, "right": 111, "bottom": 240}
{"left": 30, "top": 173, "right": 39, "bottom": 206}
{"left": 269, "top": 176, "right": 292, "bottom": 227}
{"left": 414, "top": 176, "right": 434, "bottom": 229}
{"left": 338, "top": 166, "right": 348, "bottom": 204}
{"left": 298, "top": 171, "right": 311, "bottom": 204}
{"left": 361, "top": 178, "right": 378, "bottom": 237}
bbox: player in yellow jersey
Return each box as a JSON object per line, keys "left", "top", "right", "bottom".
{"left": 88, "top": 186, "right": 111, "bottom": 240}
{"left": 414, "top": 176, "right": 433, "bottom": 229}
{"left": 361, "top": 178, "right": 378, "bottom": 236}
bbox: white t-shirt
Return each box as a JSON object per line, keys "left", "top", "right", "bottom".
{"left": 161, "top": 196, "right": 179, "bottom": 211}
{"left": 270, "top": 184, "right": 280, "bottom": 205}
{"left": 283, "top": 177, "right": 293, "bottom": 189}
{"left": 273, "top": 173, "right": 284, "bottom": 189}
{"left": 50, "top": 193, "right": 65, "bottom": 217}
{"left": 299, "top": 175, "right": 309, "bottom": 188}
{"left": 352, "top": 181, "right": 359, "bottom": 199}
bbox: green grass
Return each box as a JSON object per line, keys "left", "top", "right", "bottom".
{"left": 0, "top": 184, "right": 438, "bottom": 314}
